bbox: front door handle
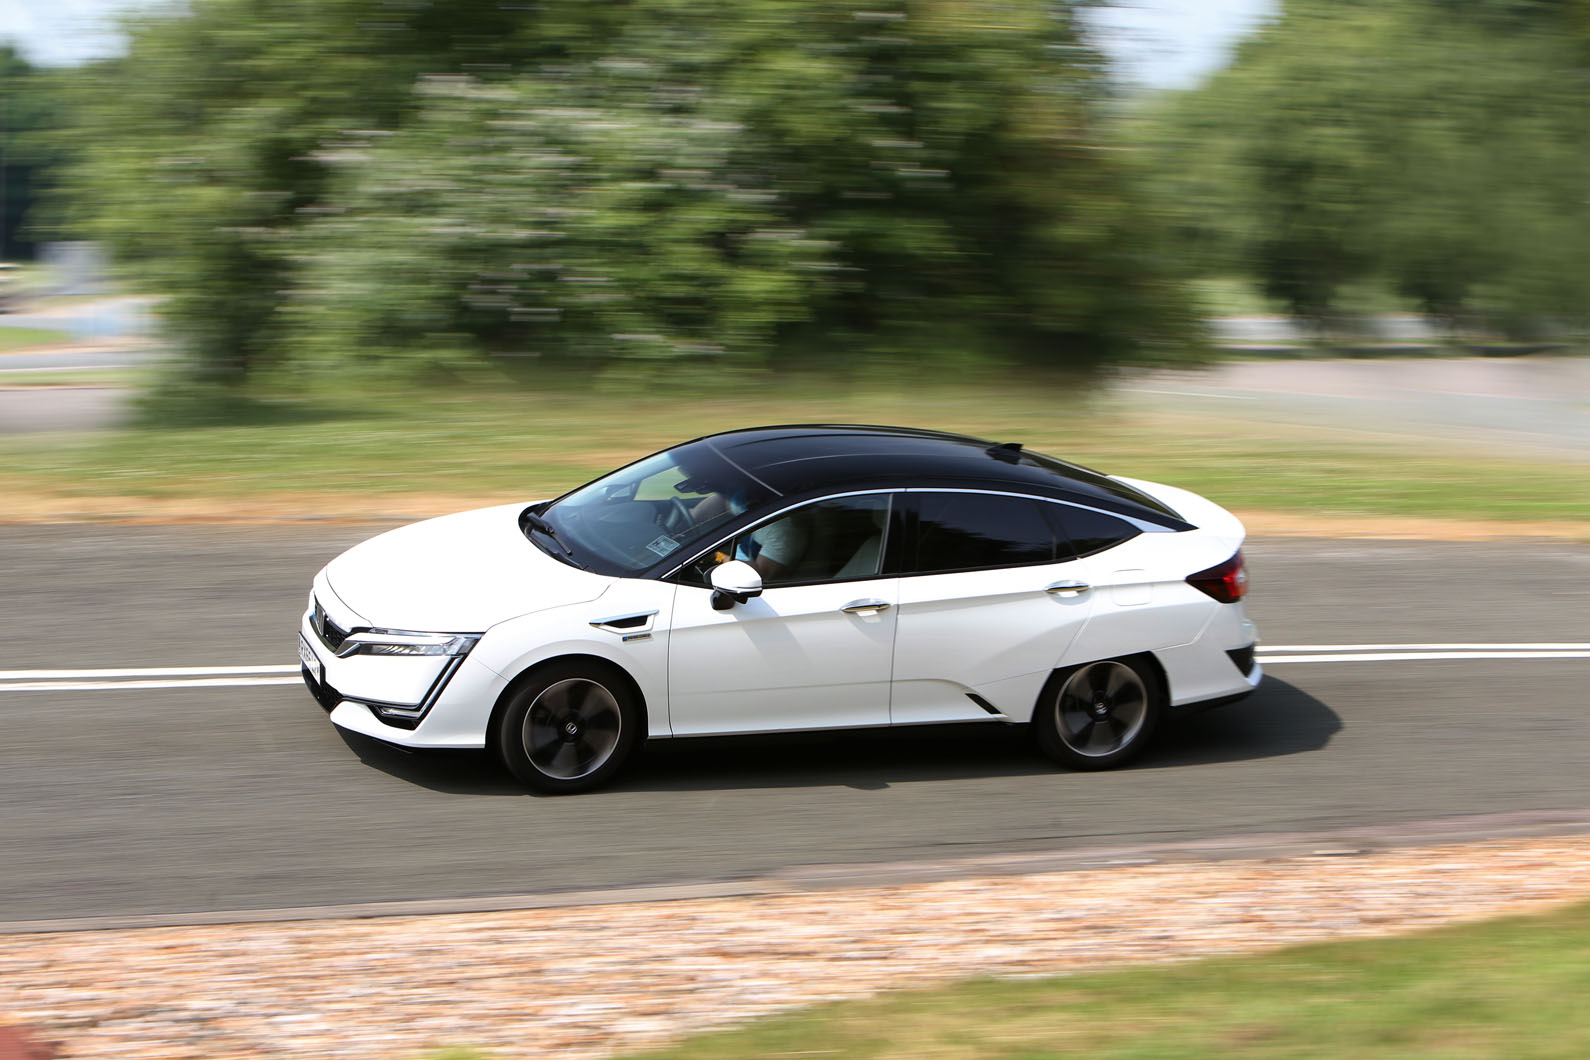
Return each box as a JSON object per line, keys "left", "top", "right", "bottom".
{"left": 841, "top": 599, "right": 892, "bottom": 615}
{"left": 1045, "top": 581, "right": 1091, "bottom": 596}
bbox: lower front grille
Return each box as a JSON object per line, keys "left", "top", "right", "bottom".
{"left": 301, "top": 666, "right": 342, "bottom": 712}
{"left": 1226, "top": 644, "right": 1257, "bottom": 677}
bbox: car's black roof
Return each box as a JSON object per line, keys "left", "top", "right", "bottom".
{"left": 690, "top": 425, "right": 1190, "bottom": 529}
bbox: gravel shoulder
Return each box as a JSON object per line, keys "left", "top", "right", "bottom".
{"left": 4, "top": 835, "right": 1590, "bottom": 1060}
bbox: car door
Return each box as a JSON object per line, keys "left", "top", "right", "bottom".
{"left": 665, "top": 493, "right": 899, "bottom": 736}
{"left": 889, "top": 490, "right": 1099, "bottom": 725}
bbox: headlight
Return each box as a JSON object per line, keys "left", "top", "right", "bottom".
{"left": 334, "top": 630, "right": 480, "bottom": 659}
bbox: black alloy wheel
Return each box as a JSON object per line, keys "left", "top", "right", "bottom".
{"left": 498, "top": 661, "right": 642, "bottom": 794}
{"left": 1034, "top": 657, "right": 1162, "bottom": 771}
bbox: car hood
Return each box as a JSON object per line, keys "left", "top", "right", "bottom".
{"left": 324, "top": 503, "right": 611, "bottom": 631}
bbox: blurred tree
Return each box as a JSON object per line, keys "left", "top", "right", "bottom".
{"left": 1145, "top": 0, "right": 1588, "bottom": 337}
{"left": 61, "top": 0, "right": 616, "bottom": 381}
{"left": 0, "top": 46, "right": 67, "bottom": 261}
{"left": 64, "top": 0, "right": 1200, "bottom": 383}
{"left": 288, "top": 0, "right": 1200, "bottom": 374}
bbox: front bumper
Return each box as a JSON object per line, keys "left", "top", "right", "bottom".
{"left": 298, "top": 586, "right": 501, "bottom": 750}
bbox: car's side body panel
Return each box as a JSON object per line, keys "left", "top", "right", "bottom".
{"left": 890, "top": 561, "right": 1093, "bottom": 725}
{"left": 667, "top": 578, "right": 898, "bottom": 735}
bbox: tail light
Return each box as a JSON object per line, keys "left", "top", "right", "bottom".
{"left": 1188, "top": 550, "right": 1247, "bottom": 603}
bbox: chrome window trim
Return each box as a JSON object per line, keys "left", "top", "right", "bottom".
{"left": 661, "top": 488, "right": 898, "bottom": 582}
{"left": 659, "top": 485, "right": 1168, "bottom": 583}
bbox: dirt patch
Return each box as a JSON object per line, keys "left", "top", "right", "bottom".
{"left": 1233, "top": 510, "right": 1589, "bottom": 542}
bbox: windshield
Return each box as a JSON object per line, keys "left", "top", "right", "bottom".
{"left": 532, "top": 440, "right": 775, "bottom": 576}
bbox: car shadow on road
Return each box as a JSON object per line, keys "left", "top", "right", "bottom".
{"left": 334, "top": 728, "right": 524, "bottom": 795}
{"left": 625, "top": 676, "right": 1339, "bottom": 791}
{"left": 1145, "top": 675, "right": 1342, "bottom": 768}
{"left": 334, "top": 675, "right": 1338, "bottom": 796}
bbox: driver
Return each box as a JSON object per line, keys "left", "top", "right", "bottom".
{"left": 733, "top": 507, "right": 808, "bottom": 582}
{"left": 691, "top": 489, "right": 808, "bottom": 582}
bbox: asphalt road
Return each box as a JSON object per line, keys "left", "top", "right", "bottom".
{"left": 2, "top": 526, "right": 1588, "bottom": 924}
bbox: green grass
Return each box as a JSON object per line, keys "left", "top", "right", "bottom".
{"left": 0, "top": 368, "right": 144, "bottom": 388}
{"left": 0, "top": 326, "right": 72, "bottom": 352}
{"left": 0, "top": 372, "right": 1585, "bottom": 525}
{"left": 603, "top": 899, "right": 1590, "bottom": 1060}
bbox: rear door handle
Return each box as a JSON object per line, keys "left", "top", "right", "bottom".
{"left": 841, "top": 599, "right": 891, "bottom": 615}
{"left": 1045, "top": 581, "right": 1091, "bottom": 596}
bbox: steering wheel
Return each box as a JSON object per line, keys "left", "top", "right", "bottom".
{"left": 661, "top": 497, "right": 694, "bottom": 533}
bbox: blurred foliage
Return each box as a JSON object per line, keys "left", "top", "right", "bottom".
{"left": 60, "top": 0, "right": 617, "bottom": 381}
{"left": 1143, "top": 0, "right": 1589, "bottom": 337}
{"left": 59, "top": 0, "right": 1201, "bottom": 384}
{"left": 0, "top": 45, "right": 70, "bottom": 260}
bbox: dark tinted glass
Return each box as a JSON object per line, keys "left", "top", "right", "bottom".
{"left": 682, "top": 494, "right": 891, "bottom": 587}
{"left": 911, "top": 493, "right": 1057, "bottom": 574}
{"left": 1050, "top": 505, "right": 1141, "bottom": 558}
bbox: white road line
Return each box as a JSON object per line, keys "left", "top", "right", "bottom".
{"left": 1117, "top": 386, "right": 1258, "bottom": 400}
{"left": 0, "top": 664, "right": 300, "bottom": 680}
{"left": 0, "top": 677, "right": 304, "bottom": 692}
{"left": 0, "top": 363, "right": 132, "bottom": 374}
{"left": 1, "top": 644, "right": 1585, "bottom": 694}
{"left": 1262, "top": 651, "right": 1590, "bottom": 664}
{"left": 1259, "top": 643, "right": 1590, "bottom": 652}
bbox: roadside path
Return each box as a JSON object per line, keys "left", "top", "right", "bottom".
{"left": 4, "top": 834, "right": 1588, "bottom": 1060}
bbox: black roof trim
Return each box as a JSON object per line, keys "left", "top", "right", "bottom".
{"left": 669, "top": 424, "right": 1191, "bottom": 529}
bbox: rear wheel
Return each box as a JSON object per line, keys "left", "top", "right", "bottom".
{"left": 1034, "top": 657, "right": 1162, "bottom": 771}
{"left": 498, "top": 662, "right": 641, "bottom": 794}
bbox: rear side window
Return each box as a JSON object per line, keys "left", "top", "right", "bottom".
{"left": 1048, "top": 504, "right": 1141, "bottom": 559}
{"left": 909, "top": 493, "right": 1058, "bottom": 574}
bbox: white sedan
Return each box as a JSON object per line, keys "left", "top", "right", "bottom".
{"left": 299, "top": 425, "right": 1260, "bottom": 792}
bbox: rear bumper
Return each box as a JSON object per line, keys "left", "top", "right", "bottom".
{"left": 1166, "top": 674, "right": 1262, "bottom": 718}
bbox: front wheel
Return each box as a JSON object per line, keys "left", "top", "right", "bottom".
{"left": 498, "top": 662, "right": 641, "bottom": 794}
{"left": 1034, "top": 657, "right": 1162, "bottom": 771}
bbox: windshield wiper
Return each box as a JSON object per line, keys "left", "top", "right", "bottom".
{"left": 523, "top": 511, "right": 583, "bottom": 565}
{"left": 524, "top": 511, "right": 557, "bottom": 538}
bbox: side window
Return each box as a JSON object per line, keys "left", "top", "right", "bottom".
{"left": 909, "top": 493, "right": 1058, "bottom": 575}
{"left": 1048, "top": 504, "right": 1141, "bottom": 559}
{"left": 684, "top": 494, "right": 893, "bottom": 588}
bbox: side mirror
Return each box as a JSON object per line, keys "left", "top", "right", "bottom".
{"left": 709, "top": 559, "right": 763, "bottom": 611}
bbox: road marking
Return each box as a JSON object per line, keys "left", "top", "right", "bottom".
{"left": 0, "top": 677, "right": 304, "bottom": 692}
{"left": 1262, "top": 651, "right": 1590, "bottom": 664}
{"left": 1, "top": 664, "right": 299, "bottom": 680}
{"left": 0, "top": 363, "right": 133, "bottom": 374}
{"left": 0, "top": 642, "right": 1586, "bottom": 694}
{"left": 1259, "top": 643, "right": 1590, "bottom": 652}
{"left": 1117, "top": 386, "right": 1258, "bottom": 400}
{"left": 0, "top": 664, "right": 303, "bottom": 693}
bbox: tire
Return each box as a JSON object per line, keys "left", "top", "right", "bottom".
{"left": 497, "top": 661, "right": 642, "bottom": 794}
{"left": 1033, "top": 656, "right": 1162, "bottom": 771}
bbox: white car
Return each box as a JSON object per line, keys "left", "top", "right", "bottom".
{"left": 299, "top": 425, "right": 1260, "bottom": 793}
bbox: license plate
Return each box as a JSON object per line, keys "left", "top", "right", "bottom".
{"left": 298, "top": 633, "right": 324, "bottom": 685}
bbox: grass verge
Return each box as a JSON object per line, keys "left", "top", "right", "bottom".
{"left": 0, "top": 373, "right": 1586, "bottom": 528}
{"left": 0, "top": 326, "right": 72, "bottom": 352}
{"left": 609, "top": 899, "right": 1590, "bottom": 1060}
